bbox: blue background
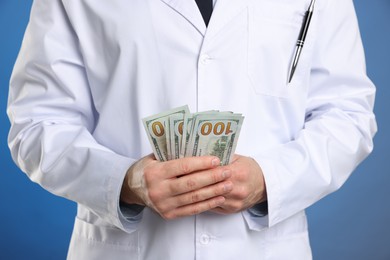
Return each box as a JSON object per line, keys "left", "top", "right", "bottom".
{"left": 0, "top": 1, "right": 389, "bottom": 259}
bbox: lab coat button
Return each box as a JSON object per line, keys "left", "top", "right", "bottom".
{"left": 200, "top": 54, "right": 211, "bottom": 65}
{"left": 200, "top": 234, "right": 210, "bottom": 245}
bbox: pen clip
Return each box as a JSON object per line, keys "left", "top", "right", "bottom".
{"left": 288, "top": 0, "right": 316, "bottom": 84}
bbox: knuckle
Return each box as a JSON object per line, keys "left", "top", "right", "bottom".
{"left": 210, "top": 199, "right": 222, "bottom": 209}
{"left": 148, "top": 190, "right": 160, "bottom": 202}
{"left": 143, "top": 168, "right": 156, "bottom": 183}
{"left": 190, "top": 206, "right": 201, "bottom": 215}
{"left": 186, "top": 178, "right": 197, "bottom": 189}
{"left": 214, "top": 185, "right": 224, "bottom": 196}
{"left": 211, "top": 171, "right": 220, "bottom": 183}
{"left": 220, "top": 181, "right": 233, "bottom": 194}
{"left": 190, "top": 192, "right": 200, "bottom": 203}
{"left": 211, "top": 199, "right": 220, "bottom": 208}
{"left": 236, "top": 187, "right": 249, "bottom": 199}
{"left": 180, "top": 161, "right": 192, "bottom": 174}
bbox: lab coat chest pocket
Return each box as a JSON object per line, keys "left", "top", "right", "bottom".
{"left": 248, "top": 1, "right": 315, "bottom": 98}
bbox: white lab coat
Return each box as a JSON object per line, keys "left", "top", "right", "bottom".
{"left": 8, "top": 0, "right": 376, "bottom": 259}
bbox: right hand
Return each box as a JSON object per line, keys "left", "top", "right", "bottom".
{"left": 120, "top": 154, "right": 233, "bottom": 220}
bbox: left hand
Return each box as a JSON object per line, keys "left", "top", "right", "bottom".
{"left": 211, "top": 154, "right": 267, "bottom": 214}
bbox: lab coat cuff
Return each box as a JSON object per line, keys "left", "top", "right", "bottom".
{"left": 119, "top": 202, "right": 145, "bottom": 222}
{"left": 242, "top": 210, "right": 269, "bottom": 231}
{"left": 252, "top": 155, "right": 283, "bottom": 227}
{"left": 247, "top": 201, "right": 268, "bottom": 217}
{"left": 242, "top": 201, "right": 269, "bottom": 231}
{"left": 106, "top": 157, "right": 143, "bottom": 233}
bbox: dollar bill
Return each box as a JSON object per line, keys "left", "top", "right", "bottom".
{"left": 169, "top": 114, "right": 185, "bottom": 160}
{"left": 143, "top": 106, "right": 244, "bottom": 165}
{"left": 186, "top": 114, "right": 244, "bottom": 165}
{"left": 142, "top": 105, "right": 189, "bottom": 161}
{"left": 180, "top": 113, "right": 195, "bottom": 158}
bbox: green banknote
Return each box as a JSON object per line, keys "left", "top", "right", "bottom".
{"left": 142, "top": 105, "right": 189, "bottom": 161}
{"left": 143, "top": 106, "right": 244, "bottom": 165}
{"left": 185, "top": 114, "right": 244, "bottom": 165}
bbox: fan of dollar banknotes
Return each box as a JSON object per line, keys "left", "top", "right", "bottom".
{"left": 142, "top": 105, "right": 244, "bottom": 166}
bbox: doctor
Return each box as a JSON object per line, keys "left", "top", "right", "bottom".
{"left": 8, "top": 0, "right": 376, "bottom": 259}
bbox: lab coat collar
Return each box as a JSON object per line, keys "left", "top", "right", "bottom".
{"left": 207, "top": 0, "right": 249, "bottom": 39}
{"left": 160, "top": 0, "right": 249, "bottom": 37}
{"left": 160, "top": 0, "right": 207, "bottom": 35}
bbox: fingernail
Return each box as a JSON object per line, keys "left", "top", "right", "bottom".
{"left": 222, "top": 171, "right": 231, "bottom": 178}
{"left": 212, "top": 158, "right": 220, "bottom": 166}
{"left": 224, "top": 182, "right": 233, "bottom": 192}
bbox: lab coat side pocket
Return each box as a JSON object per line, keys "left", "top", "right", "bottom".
{"left": 67, "top": 217, "right": 140, "bottom": 260}
{"left": 247, "top": 2, "right": 314, "bottom": 98}
{"left": 263, "top": 211, "right": 312, "bottom": 260}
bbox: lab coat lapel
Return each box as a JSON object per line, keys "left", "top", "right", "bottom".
{"left": 160, "top": 0, "right": 207, "bottom": 36}
{"left": 205, "top": 0, "right": 249, "bottom": 40}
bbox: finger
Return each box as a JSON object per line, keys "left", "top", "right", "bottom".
{"left": 163, "top": 196, "right": 226, "bottom": 220}
{"left": 162, "top": 156, "right": 221, "bottom": 178}
{"left": 173, "top": 180, "right": 233, "bottom": 207}
{"left": 209, "top": 207, "right": 228, "bottom": 215}
{"left": 169, "top": 169, "right": 232, "bottom": 196}
{"left": 151, "top": 181, "right": 232, "bottom": 214}
{"left": 210, "top": 198, "right": 250, "bottom": 214}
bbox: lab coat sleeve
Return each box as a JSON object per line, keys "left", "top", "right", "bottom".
{"left": 7, "top": 0, "right": 140, "bottom": 232}
{"left": 251, "top": 0, "right": 377, "bottom": 228}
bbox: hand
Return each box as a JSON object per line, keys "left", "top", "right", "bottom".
{"left": 120, "top": 154, "right": 233, "bottom": 220}
{"left": 211, "top": 154, "right": 267, "bottom": 214}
